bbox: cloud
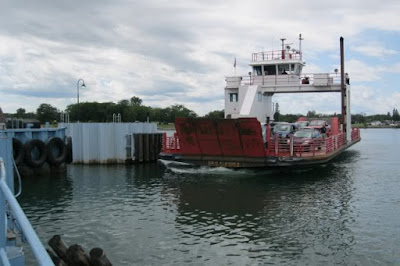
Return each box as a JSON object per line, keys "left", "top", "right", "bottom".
{"left": 351, "top": 43, "right": 398, "bottom": 58}
{"left": 1, "top": 0, "right": 400, "bottom": 116}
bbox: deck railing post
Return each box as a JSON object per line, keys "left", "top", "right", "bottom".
{"left": 162, "top": 133, "right": 167, "bottom": 152}
{"left": 0, "top": 159, "right": 53, "bottom": 265}
{"left": 290, "top": 135, "right": 294, "bottom": 157}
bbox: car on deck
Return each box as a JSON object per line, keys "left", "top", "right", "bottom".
{"left": 273, "top": 123, "right": 298, "bottom": 138}
{"left": 292, "top": 128, "right": 323, "bottom": 152}
{"left": 309, "top": 120, "right": 329, "bottom": 129}
{"left": 296, "top": 120, "right": 310, "bottom": 128}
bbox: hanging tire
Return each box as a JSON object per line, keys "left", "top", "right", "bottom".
{"left": 65, "top": 136, "right": 73, "bottom": 164}
{"left": 12, "top": 138, "right": 24, "bottom": 165}
{"left": 47, "top": 137, "right": 67, "bottom": 166}
{"left": 24, "top": 139, "right": 47, "bottom": 168}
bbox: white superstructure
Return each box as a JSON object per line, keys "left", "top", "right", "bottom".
{"left": 224, "top": 35, "right": 349, "bottom": 138}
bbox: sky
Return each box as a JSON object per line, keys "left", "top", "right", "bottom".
{"left": 1, "top": 0, "right": 400, "bottom": 116}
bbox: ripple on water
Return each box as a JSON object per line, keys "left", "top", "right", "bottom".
{"left": 17, "top": 131, "right": 400, "bottom": 265}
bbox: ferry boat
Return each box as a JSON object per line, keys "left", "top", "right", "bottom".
{"left": 160, "top": 36, "right": 361, "bottom": 168}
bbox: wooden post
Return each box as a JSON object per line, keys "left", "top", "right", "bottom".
{"left": 149, "top": 134, "right": 155, "bottom": 161}
{"left": 138, "top": 134, "right": 143, "bottom": 162}
{"left": 144, "top": 134, "right": 150, "bottom": 162}
{"left": 47, "top": 248, "right": 68, "bottom": 266}
{"left": 48, "top": 235, "right": 69, "bottom": 264}
{"left": 90, "top": 247, "right": 112, "bottom": 266}
{"left": 66, "top": 244, "right": 92, "bottom": 266}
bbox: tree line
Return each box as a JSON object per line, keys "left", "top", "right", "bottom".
{"left": 5, "top": 96, "right": 225, "bottom": 123}
{"left": 5, "top": 95, "right": 398, "bottom": 124}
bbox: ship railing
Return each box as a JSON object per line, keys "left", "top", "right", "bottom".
{"left": 251, "top": 50, "right": 302, "bottom": 61}
{"left": 351, "top": 127, "right": 361, "bottom": 141}
{"left": 162, "top": 133, "right": 180, "bottom": 153}
{"left": 267, "top": 132, "right": 347, "bottom": 158}
{"left": 227, "top": 73, "right": 343, "bottom": 87}
{"left": 162, "top": 129, "right": 360, "bottom": 158}
{"left": 0, "top": 158, "right": 54, "bottom": 265}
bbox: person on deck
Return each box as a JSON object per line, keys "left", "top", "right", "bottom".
{"left": 321, "top": 124, "right": 327, "bottom": 138}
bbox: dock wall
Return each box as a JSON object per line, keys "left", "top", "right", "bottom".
{"left": 0, "top": 128, "right": 68, "bottom": 178}
{"left": 0, "top": 134, "right": 13, "bottom": 191}
{"left": 59, "top": 123, "right": 157, "bottom": 164}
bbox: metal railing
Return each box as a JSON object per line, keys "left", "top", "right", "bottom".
{"left": 113, "top": 113, "right": 122, "bottom": 123}
{"left": 227, "top": 73, "right": 343, "bottom": 87}
{"left": 60, "top": 112, "right": 70, "bottom": 123}
{"left": 266, "top": 128, "right": 360, "bottom": 158}
{"left": 252, "top": 50, "right": 302, "bottom": 61}
{"left": 162, "top": 133, "right": 180, "bottom": 154}
{"left": 161, "top": 128, "right": 361, "bottom": 159}
{"left": 0, "top": 158, "right": 54, "bottom": 266}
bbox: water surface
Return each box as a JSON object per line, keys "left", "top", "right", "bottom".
{"left": 19, "top": 129, "right": 400, "bottom": 265}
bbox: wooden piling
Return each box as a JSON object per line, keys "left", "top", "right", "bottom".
{"left": 144, "top": 134, "right": 150, "bottom": 162}
{"left": 132, "top": 133, "right": 163, "bottom": 163}
{"left": 90, "top": 247, "right": 112, "bottom": 266}
{"left": 48, "top": 235, "right": 69, "bottom": 264}
{"left": 149, "top": 134, "right": 155, "bottom": 161}
{"left": 47, "top": 248, "right": 68, "bottom": 266}
{"left": 48, "top": 235, "right": 112, "bottom": 266}
{"left": 66, "top": 244, "right": 92, "bottom": 266}
{"left": 138, "top": 134, "right": 143, "bottom": 162}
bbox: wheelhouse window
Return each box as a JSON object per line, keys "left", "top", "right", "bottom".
{"left": 229, "top": 93, "right": 238, "bottom": 102}
{"left": 264, "top": 65, "right": 276, "bottom": 75}
{"left": 278, "top": 64, "right": 290, "bottom": 75}
{"left": 253, "top": 66, "right": 262, "bottom": 76}
{"left": 289, "top": 64, "right": 295, "bottom": 74}
{"left": 295, "top": 65, "right": 302, "bottom": 75}
{"left": 257, "top": 91, "right": 262, "bottom": 102}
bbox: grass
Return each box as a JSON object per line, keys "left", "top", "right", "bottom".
{"left": 157, "top": 123, "right": 175, "bottom": 130}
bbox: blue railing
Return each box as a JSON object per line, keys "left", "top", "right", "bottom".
{"left": 0, "top": 158, "right": 54, "bottom": 266}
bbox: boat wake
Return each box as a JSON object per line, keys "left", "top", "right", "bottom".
{"left": 160, "top": 159, "right": 251, "bottom": 176}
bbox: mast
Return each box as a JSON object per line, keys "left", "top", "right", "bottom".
{"left": 340, "top": 37, "right": 347, "bottom": 140}
{"left": 280, "top": 38, "right": 286, "bottom": 59}
{"left": 299, "top": 34, "right": 303, "bottom": 60}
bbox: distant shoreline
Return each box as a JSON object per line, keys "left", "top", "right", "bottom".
{"left": 353, "top": 125, "right": 400, "bottom": 129}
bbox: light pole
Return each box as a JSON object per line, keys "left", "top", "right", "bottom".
{"left": 77, "top": 79, "right": 86, "bottom": 122}
{"left": 77, "top": 79, "right": 86, "bottom": 105}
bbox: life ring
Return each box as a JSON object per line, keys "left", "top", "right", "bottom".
{"left": 12, "top": 138, "right": 24, "bottom": 165}
{"left": 47, "top": 137, "right": 67, "bottom": 166}
{"left": 65, "top": 136, "right": 73, "bottom": 164}
{"left": 24, "top": 139, "right": 47, "bottom": 168}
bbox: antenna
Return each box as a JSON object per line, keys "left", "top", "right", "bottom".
{"left": 280, "top": 38, "right": 286, "bottom": 60}
{"left": 299, "top": 33, "right": 304, "bottom": 59}
{"left": 280, "top": 38, "right": 286, "bottom": 51}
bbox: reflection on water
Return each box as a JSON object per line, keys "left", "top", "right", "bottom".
{"left": 18, "top": 129, "right": 400, "bottom": 265}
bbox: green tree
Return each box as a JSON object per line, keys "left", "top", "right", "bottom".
{"left": 273, "top": 111, "right": 280, "bottom": 121}
{"left": 16, "top": 108, "right": 26, "bottom": 118}
{"left": 118, "top": 99, "right": 130, "bottom": 106}
{"left": 273, "top": 103, "right": 280, "bottom": 121}
{"left": 393, "top": 108, "right": 400, "bottom": 121}
{"left": 307, "top": 110, "right": 317, "bottom": 118}
{"left": 151, "top": 107, "right": 169, "bottom": 123}
{"left": 167, "top": 104, "right": 197, "bottom": 123}
{"left": 130, "top": 96, "right": 142, "bottom": 106}
{"left": 36, "top": 103, "right": 59, "bottom": 123}
{"left": 204, "top": 110, "right": 224, "bottom": 119}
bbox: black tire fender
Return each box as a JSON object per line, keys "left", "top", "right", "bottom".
{"left": 47, "top": 137, "right": 67, "bottom": 166}
{"left": 24, "top": 139, "right": 47, "bottom": 168}
{"left": 12, "top": 138, "right": 24, "bottom": 165}
{"left": 65, "top": 136, "right": 73, "bottom": 164}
